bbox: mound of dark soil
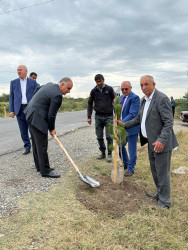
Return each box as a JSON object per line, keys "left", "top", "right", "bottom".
{"left": 76, "top": 174, "right": 154, "bottom": 218}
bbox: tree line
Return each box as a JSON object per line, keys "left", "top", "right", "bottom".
{"left": 0, "top": 92, "right": 188, "bottom": 117}
{"left": 0, "top": 93, "right": 89, "bottom": 117}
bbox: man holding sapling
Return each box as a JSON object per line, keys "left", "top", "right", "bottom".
{"left": 116, "top": 75, "right": 178, "bottom": 209}
{"left": 119, "top": 81, "right": 140, "bottom": 177}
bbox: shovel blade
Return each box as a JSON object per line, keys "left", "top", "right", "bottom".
{"left": 77, "top": 171, "right": 100, "bottom": 188}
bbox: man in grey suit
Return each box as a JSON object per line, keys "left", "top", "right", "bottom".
{"left": 117, "top": 75, "right": 178, "bottom": 209}
{"left": 24, "top": 77, "right": 73, "bottom": 178}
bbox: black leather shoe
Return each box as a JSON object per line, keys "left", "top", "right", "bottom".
{"left": 42, "top": 171, "right": 60, "bottom": 178}
{"left": 124, "top": 171, "right": 134, "bottom": 177}
{"left": 96, "top": 153, "right": 105, "bottom": 160}
{"left": 124, "top": 165, "right": 127, "bottom": 170}
{"left": 146, "top": 192, "right": 158, "bottom": 200}
{"left": 152, "top": 202, "right": 170, "bottom": 210}
{"left": 23, "top": 149, "right": 30, "bottom": 155}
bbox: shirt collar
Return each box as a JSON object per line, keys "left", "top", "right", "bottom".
{"left": 20, "top": 77, "right": 27, "bottom": 81}
{"left": 144, "top": 89, "right": 155, "bottom": 101}
{"left": 97, "top": 83, "right": 105, "bottom": 90}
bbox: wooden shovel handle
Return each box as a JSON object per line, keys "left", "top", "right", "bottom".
{"left": 53, "top": 134, "right": 79, "bottom": 172}
{"left": 114, "top": 115, "right": 117, "bottom": 183}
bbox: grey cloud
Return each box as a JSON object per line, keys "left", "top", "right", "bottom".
{"left": 0, "top": 0, "right": 187, "bottom": 98}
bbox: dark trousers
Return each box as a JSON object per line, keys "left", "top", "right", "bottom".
{"left": 119, "top": 134, "right": 138, "bottom": 173}
{"left": 16, "top": 106, "right": 31, "bottom": 150}
{"left": 30, "top": 125, "right": 51, "bottom": 175}
{"left": 95, "top": 114, "right": 113, "bottom": 155}
{"left": 172, "top": 106, "right": 175, "bottom": 117}
{"left": 148, "top": 149, "right": 172, "bottom": 207}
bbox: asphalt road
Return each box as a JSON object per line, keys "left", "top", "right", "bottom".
{"left": 1, "top": 112, "right": 187, "bottom": 156}
{"left": 0, "top": 110, "right": 89, "bottom": 156}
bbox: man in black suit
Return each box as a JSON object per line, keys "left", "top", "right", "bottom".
{"left": 24, "top": 77, "right": 73, "bottom": 178}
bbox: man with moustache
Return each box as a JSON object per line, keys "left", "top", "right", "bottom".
{"left": 117, "top": 75, "right": 178, "bottom": 209}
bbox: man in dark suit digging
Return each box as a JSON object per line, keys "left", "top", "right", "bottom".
{"left": 24, "top": 77, "right": 73, "bottom": 178}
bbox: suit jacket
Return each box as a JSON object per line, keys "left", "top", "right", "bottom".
{"left": 125, "top": 89, "right": 178, "bottom": 152}
{"left": 24, "top": 83, "right": 62, "bottom": 134}
{"left": 9, "top": 77, "right": 39, "bottom": 115}
{"left": 120, "top": 91, "right": 140, "bottom": 136}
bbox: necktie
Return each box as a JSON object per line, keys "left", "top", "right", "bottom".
{"left": 121, "top": 96, "right": 126, "bottom": 107}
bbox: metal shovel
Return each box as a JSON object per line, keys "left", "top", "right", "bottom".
{"left": 54, "top": 134, "right": 100, "bottom": 188}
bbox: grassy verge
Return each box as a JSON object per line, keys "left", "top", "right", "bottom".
{"left": 0, "top": 131, "right": 188, "bottom": 249}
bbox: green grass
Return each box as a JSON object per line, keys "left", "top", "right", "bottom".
{"left": 0, "top": 131, "right": 188, "bottom": 249}
{"left": 93, "top": 165, "right": 109, "bottom": 176}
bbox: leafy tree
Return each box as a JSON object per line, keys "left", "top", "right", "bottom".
{"left": 0, "top": 93, "right": 9, "bottom": 102}
{"left": 177, "top": 91, "right": 188, "bottom": 111}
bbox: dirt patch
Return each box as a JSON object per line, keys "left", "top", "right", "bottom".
{"left": 76, "top": 174, "right": 154, "bottom": 218}
{"left": 5, "top": 178, "right": 26, "bottom": 186}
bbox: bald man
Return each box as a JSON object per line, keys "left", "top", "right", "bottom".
{"left": 9, "top": 65, "right": 39, "bottom": 155}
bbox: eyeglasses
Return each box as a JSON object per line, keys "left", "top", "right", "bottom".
{"left": 121, "top": 88, "right": 129, "bottom": 91}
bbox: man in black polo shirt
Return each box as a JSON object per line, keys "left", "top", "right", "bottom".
{"left": 87, "top": 74, "right": 115, "bottom": 162}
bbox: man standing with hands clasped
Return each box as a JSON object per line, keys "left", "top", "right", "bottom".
{"left": 117, "top": 75, "right": 178, "bottom": 209}
{"left": 87, "top": 74, "right": 115, "bottom": 162}
{"left": 9, "top": 65, "right": 39, "bottom": 155}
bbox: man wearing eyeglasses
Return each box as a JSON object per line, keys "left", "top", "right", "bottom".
{"left": 119, "top": 81, "right": 140, "bottom": 177}
{"left": 87, "top": 74, "right": 115, "bottom": 162}
{"left": 117, "top": 75, "right": 178, "bottom": 209}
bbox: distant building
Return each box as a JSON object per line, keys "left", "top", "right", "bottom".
{"left": 112, "top": 86, "right": 121, "bottom": 96}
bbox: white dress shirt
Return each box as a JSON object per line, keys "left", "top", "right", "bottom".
{"left": 141, "top": 90, "right": 155, "bottom": 138}
{"left": 20, "top": 77, "right": 27, "bottom": 104}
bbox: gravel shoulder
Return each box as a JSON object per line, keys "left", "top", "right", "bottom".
{"left": 0, "top": 126, "right": 98, "bottom": 218}
{"left": 0, "top": 120, "right": 187, "bottom": 218}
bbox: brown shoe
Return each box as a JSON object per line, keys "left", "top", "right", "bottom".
{"left": 124, "top": 171, "right": 134, "bottom": 177}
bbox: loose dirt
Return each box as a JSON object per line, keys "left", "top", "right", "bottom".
{"left": 76, "top": 121, "right": 187, "bottom": 218}
{"left": 76, "top": 173, "right": 154, "bottom": 218}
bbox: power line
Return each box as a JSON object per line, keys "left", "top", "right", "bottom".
{"left": 0, "top": 0, "right": 55, "bottom": 15}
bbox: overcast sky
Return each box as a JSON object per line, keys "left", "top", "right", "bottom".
{"left": 0, "top": 0, "right": 188, "bottom": 99}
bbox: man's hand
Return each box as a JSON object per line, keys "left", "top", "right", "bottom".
{"left": 152, "top": 141, "right": 164, "bottom": 153}
{"left": 50, "top": 130, "right": 56, "bottom": 137}
{"left": 87, "top": 118, "right": 92, "bottom": 125}
{"left": 114, "top": 120, "right": 125, "bottom": 127}
{"left": 9, "top": 112, "right": 15, "bottom": 118}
